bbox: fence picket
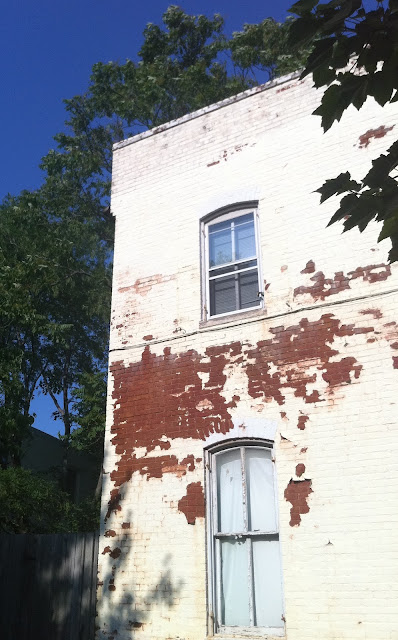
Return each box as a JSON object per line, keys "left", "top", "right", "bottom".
{"left": 0, "top": 532, "right": 99, "bottom": 640}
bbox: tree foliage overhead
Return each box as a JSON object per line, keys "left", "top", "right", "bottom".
{"left": 0, "top": 6, "right": 310, "bottom": 528}
{"left": 230, "top": 16, "right": 312, "bottom": 80}
{"left": 289, "top": 0, "right": 398, "bottom": 261}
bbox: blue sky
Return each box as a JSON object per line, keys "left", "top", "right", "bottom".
{"left": 1, "top": 0, "right": 294, "bottom": 435}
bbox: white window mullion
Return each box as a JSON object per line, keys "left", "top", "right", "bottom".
{"left": 215, "top": 538, "right": 222, "bottom": 629}
{"left": 248, "top": 536, "right": 255, "bottom": 627}
{"left": 205, "top": 226, "right": 210, "bottom": 319}
{"left": 241, "top": 447, "right": 248, "bottom": 530}
{"left": 241, "top": 447, "right": 254, "bottom": 626}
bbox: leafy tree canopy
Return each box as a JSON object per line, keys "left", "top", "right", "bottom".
{"left": 0, "top": 467, "right": 99, "bottom": 533}
{"left": 0, "top": 7, "right": 309, "bottom": 524}
{"left": 289, "top": 0, "right": 398, "bottom": 261}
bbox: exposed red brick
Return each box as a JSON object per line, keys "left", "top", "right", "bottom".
{"left": 121, "top": 454, "right": 197, "bottom": 481}
{"left": 297, "top": 415, "right": 309, "bottom": 430}
{"left": 104, "top": 530, "right": 116, "bottom": 538}
{"left": 360, "top": 308, "right": 383, "bottom": 319}
{"left": 207, "top": 160, "right": 220, "bottom": 167}
{"left": 180, "top": 454, "right": 196, "bottom": 472}
{"left": 108, "top": 578, "right": 116, "bottom": 592}
{"left": 142, "top": 335, "right": 153, "bottom": 341}
{"left": 358, "top": 125, "right": 394, "bottom": 148}
{"left": 300, "top": 447, "right": 308, "bottom": 453}
{"left": 301, "top": 260, "right": 315, "bottom": 274}
{"left": 178, "top": 482, "right": 205, "bottom": 524}
{"left": 284, "top": 479, "right": 313, "bottom": 526}
{"left": 102, "top": 546, "right": 121, "bottom": 559}
{"left": 118, "top": 274, "right": 175, "bottom": 296}
{"left": 105, "top": 489, "right": 122, "bottom": 521}
{"left": 393, "top": 356, "right": 398, "bottom": 369}
{"left": 246, "top": 314, "right": 367, "bottom": 406}
{"left": 294, "top": 270, "right": 350, "bottom": 301}
{"left": 348, "top": 263, "right": 391, "bottom": 283}
{"left": 295, "top": 263, "right": 391, "bottom": 301}
{"left": 108, "top": 344, "right": 239, "bottom": 496}
{"left": 121, "top": 522, "right": 130, "bottom": 529}
{"left": 296, "top": 463, "right": 305, "bottom": 477}
{"left": 276, "top": 84, "right": 293, "bottom": 93}
{"left": 322, "top": 357, "right": 362, "bottom": 385}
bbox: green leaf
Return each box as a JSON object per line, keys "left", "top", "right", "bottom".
{"left": 313, "top": 84, "right": 351, "bottom": 130}
{"left": 378, "top": 213, "right": 398, "bottom": 241}
{"left": 369, "top": 71, "right": 394, "bottom": 106}
{"left": 288, "top": 14, "right": 320, "bottom": 48}
{"left": 300, "top": 36, "right": 336, "bottom": 79}
{"left": 289, "top": 0, "right": 319, "bottom": 16}
{"left": 316, "top": 172, "right": 360, "bottom": 203}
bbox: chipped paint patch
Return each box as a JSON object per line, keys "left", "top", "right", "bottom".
{"left": 297, "top": 415, "right": 309, "bottom": 430}
{"left": 284, "top": 479, "right": 313, "bottom": 526}
{"left": 358, "top": 125, "right": 394, "bottom": 148}
{"left": 301, "top": 260, "right": 315, "bottom": 274}
{"left": 108, "top": 343, "right": 238, "bottom": 502}
{"left": 295, "top": 463, "right": 305, "bottom": 477}
{"left": 295, "top": 263, "right": 391, "bottom": 301}
{"left": 246, "top": 314, "right": 367, "bottom": 406}
{"left": 178, "top": 482, "right": 205, "bottom": 524}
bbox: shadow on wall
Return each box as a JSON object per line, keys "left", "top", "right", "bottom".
{"left": 96, "top": 508, "right": 184, "bottom": 640}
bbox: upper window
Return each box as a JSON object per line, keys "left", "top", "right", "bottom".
{"left": 206, "top": 442, "right": 284, "bottom": 636}
{"left": 203, "top": 207, "right": 262, "bottom": 319}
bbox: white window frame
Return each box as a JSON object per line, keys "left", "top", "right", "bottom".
{"left": 205, "top": 440, "right": 284, "bottom": 638}
{"left": 201, "top": 205, "right": 264, "bottom": 321}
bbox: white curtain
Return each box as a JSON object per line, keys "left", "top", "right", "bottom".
{"left": 217, "top": 449, "right": 244, "bottom": 533}
{"left": 253, "top": 540, "right": 283, "bottom": 627}
{"left": 246, "top": 448, "right": 276, "bottom": 532}
{"left": 221, "top": 539, "right": 250, "bottom": 626}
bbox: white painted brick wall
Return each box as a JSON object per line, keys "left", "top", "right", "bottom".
{"left": 97, "top": 73, "right": 398, "bottom": 640}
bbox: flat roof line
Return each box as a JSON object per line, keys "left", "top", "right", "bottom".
{"left": 112, "top": 70, "right": 301, "bottom": 151}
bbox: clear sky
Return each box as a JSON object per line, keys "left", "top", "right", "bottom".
{"left": 1, "top": 0, "right": 294, "bottom": 435}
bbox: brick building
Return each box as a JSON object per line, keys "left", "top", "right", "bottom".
{"left": 96, "top": 71, "right": 398, "bottom": 640}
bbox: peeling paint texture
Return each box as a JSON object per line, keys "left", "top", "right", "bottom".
{"left": 284, "top": 479, "right": 313, "bottom": 526}
{"left": 97, "top": 71, "right": 398, "bottom": 640}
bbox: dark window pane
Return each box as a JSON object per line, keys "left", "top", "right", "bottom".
{"left": 210, "top": 275, "right": 236, "bottom": 316}
{"left": 239, "top": 270, "right": 260, "bottom": 309}
{"left": 210, "top": 259, "right": 257, "bottom": 278}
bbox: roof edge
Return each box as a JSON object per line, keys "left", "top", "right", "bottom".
{"left": 112, "top": 70, "right": 302, "bottom": 152}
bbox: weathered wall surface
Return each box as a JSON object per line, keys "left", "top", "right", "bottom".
{"left": 97, "top": 73, "right": 398, "bottom": 640}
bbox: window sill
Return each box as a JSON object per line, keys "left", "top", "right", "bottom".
{"left": 200, "top": 307, "right": 266, "bottom": 329}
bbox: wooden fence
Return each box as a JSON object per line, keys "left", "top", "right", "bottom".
{"left": 0, "top": 532, "right": 99, "bottom": 640}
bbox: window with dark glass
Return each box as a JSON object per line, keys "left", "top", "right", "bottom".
{"left": 205, "top": 209, "right": 262, "bottom": 318}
